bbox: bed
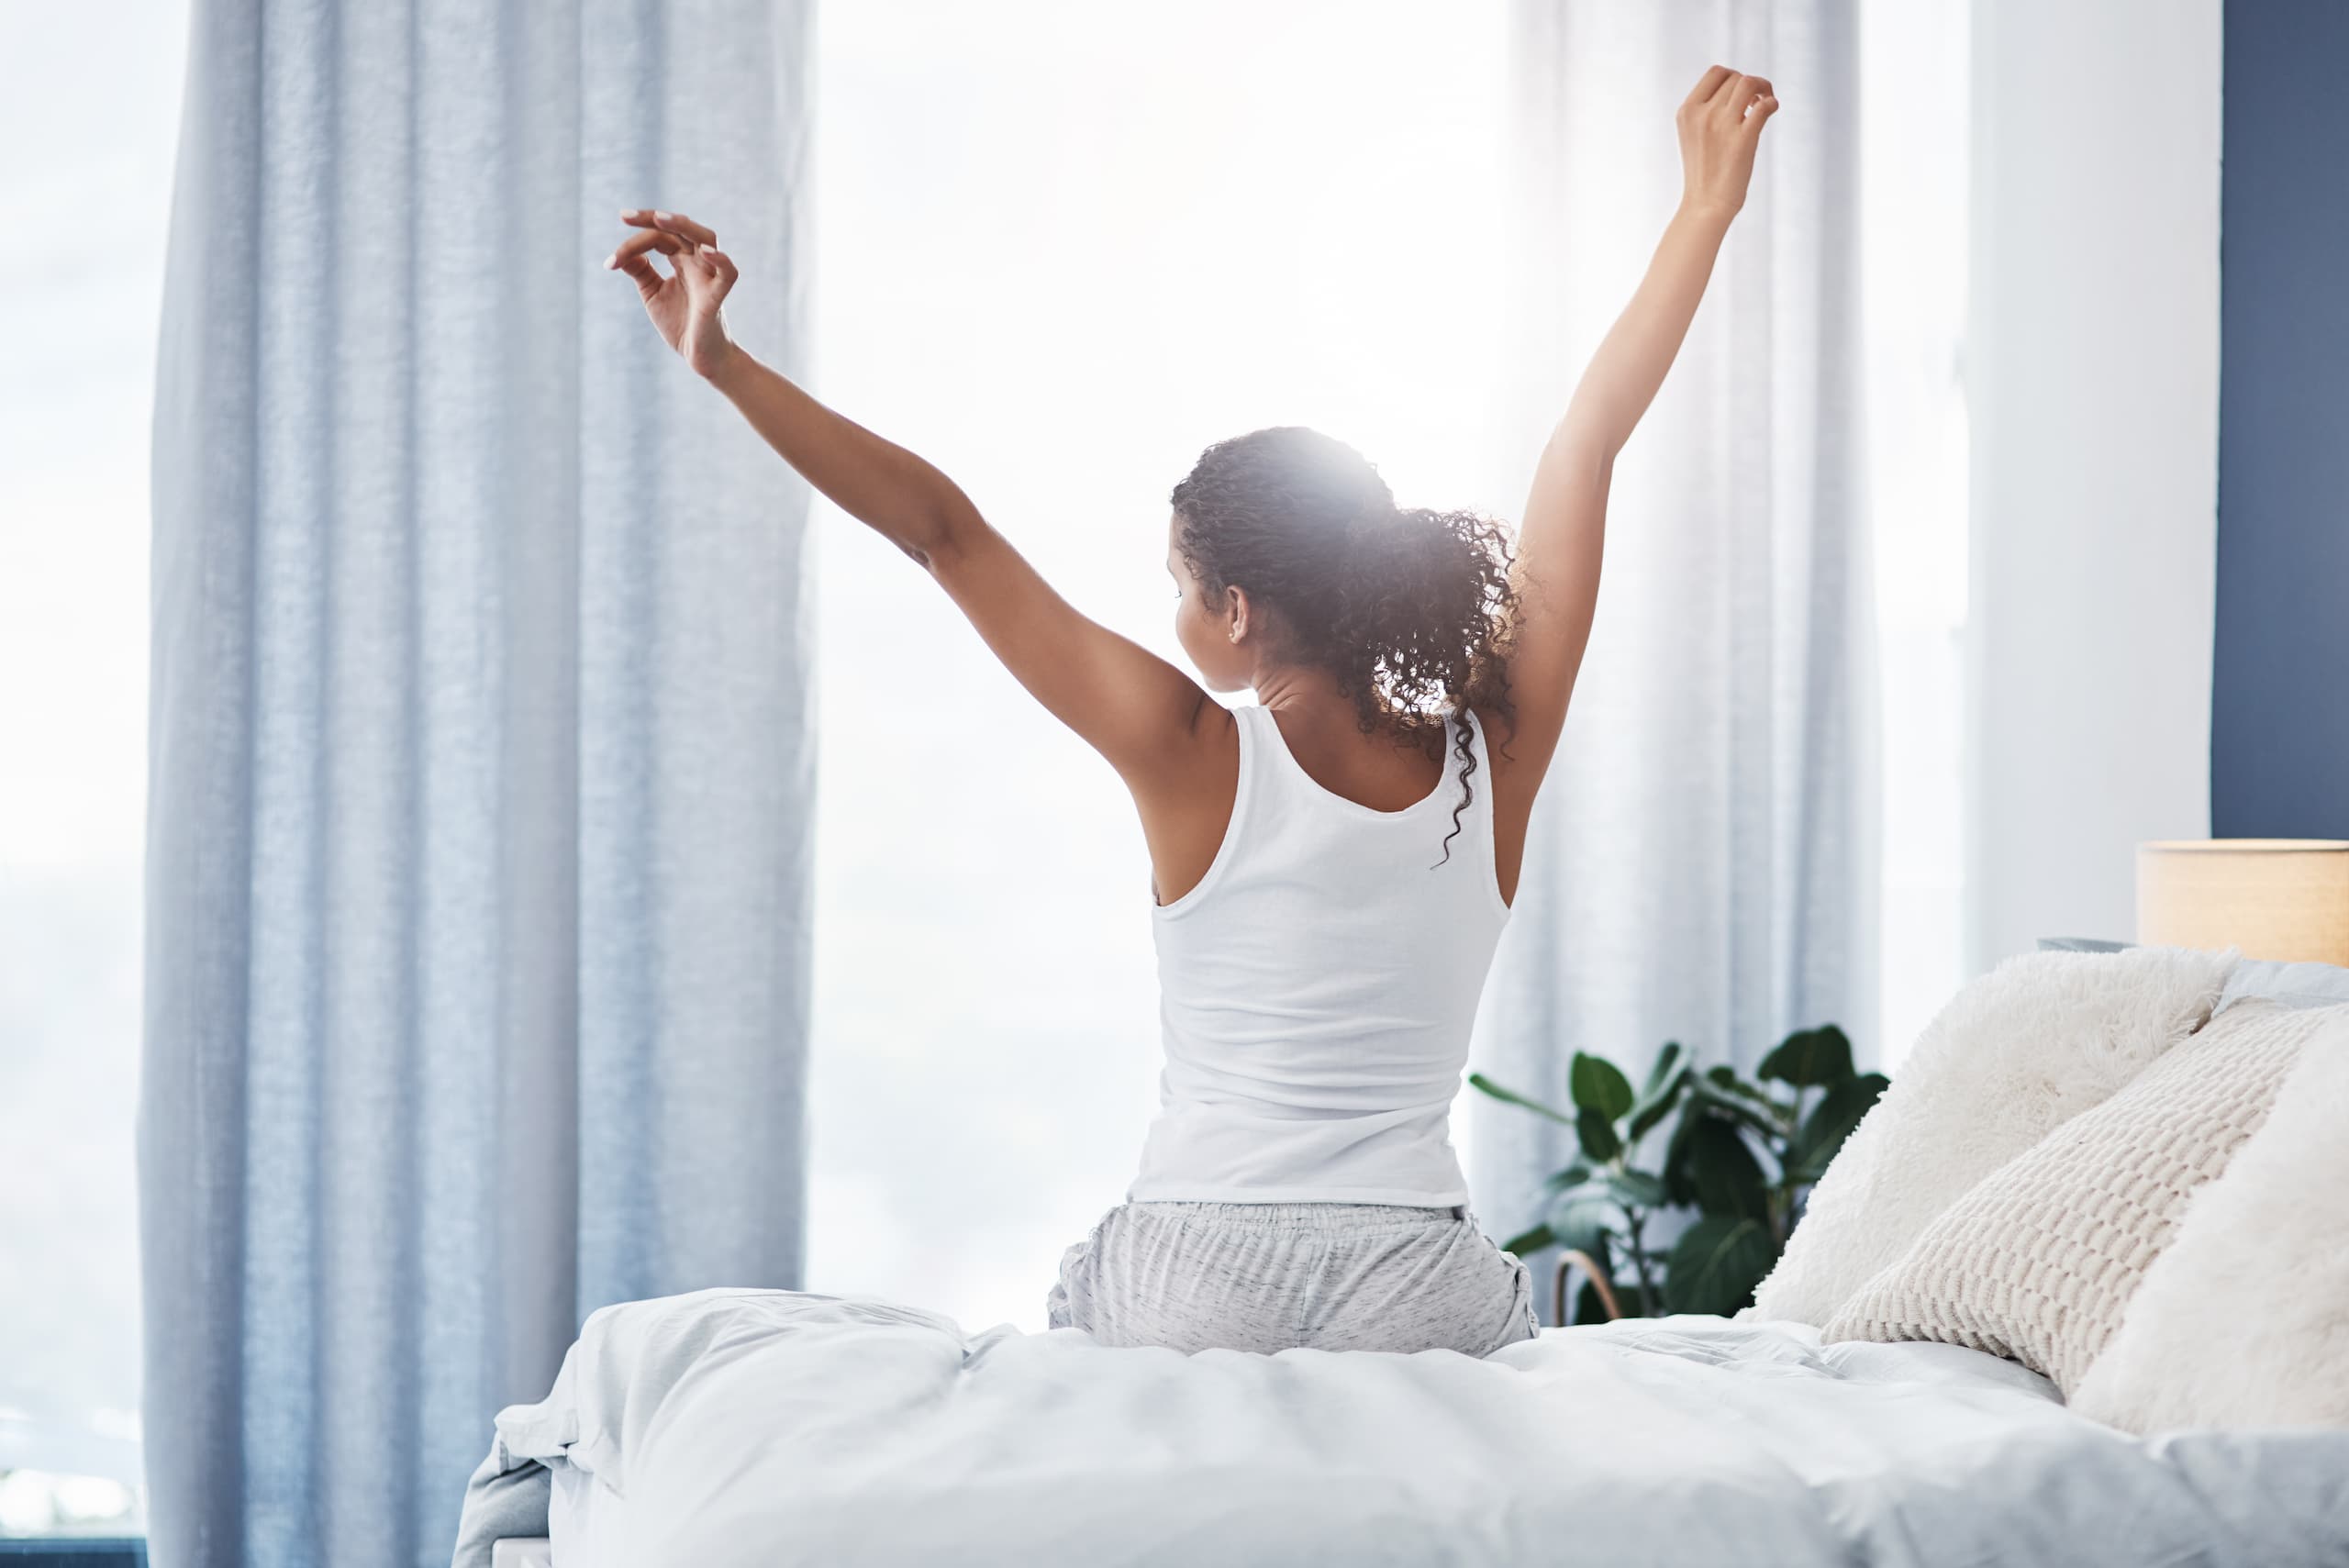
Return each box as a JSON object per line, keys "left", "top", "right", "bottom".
{"left": 458, "top": 1284, "right": 2349, "bottom": 1567}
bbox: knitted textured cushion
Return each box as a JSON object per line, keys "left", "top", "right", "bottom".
{"left": 1820, "top": 999, "right": 2314, "bottom": 1393}
{"left": 1750, "top": 946, "right": 2232, "bottom": 1328}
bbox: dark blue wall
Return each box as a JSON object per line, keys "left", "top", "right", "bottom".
{"left": 2213, "top": 1, "right": 2349, "bottom": 839}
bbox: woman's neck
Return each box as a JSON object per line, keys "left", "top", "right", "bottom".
{"left": 1249, "top": 663, "right": 1347, "bottom": 714}
{"left": 1252, "top": 666, "right": 1446, "bottom": 770}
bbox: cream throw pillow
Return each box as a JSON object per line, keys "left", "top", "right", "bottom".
{"left": 1821, "top": 1000, "right": 2314, "bottom": 1393}
{"left": 2070, "top": 1005, "right": 2349, "bottom": 1431}
{"left": 1750, "top": 946, "right": 2233, "bottom": 1328}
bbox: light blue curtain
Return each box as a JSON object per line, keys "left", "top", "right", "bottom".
{"left": 1467, "top": 0, "right": 1877, "bottom": 1314}
{"left": 139, "top": 3, "right": 814, "bottom": 1564}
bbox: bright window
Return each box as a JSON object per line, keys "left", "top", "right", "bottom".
{"left": 803, "top": 0, "right": 1516, "bottom": 1334}
{"left": 805, "top": 0, "right": 1973, "bottom": 1329}
{"left": 1859, "top": 0, "right": 1970, "bottom": 1067}
{"left": 0, "top": 0, "right": 191, "bottom": 1537}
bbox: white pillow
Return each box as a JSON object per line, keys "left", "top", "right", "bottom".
{"left": 2070, "top": 1004, "right": 2349, "bottom": 1432}
{"left": 1749, "top": 946, "right": 2234, "bottom": 1327}
{"left": 1819, "top": 1000, "right": 2313, "bottom": 1391}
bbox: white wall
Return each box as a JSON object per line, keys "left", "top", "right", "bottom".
{"left": 1965, "top": 0, "right": 2221, "bottom": 968}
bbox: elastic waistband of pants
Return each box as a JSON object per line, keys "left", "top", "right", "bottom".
{"left": 1126, "top": 1200, "right": 1471, "bottom": 1229}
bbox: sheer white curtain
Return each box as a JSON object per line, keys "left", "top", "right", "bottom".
{"left": 142, "top": 4, "right": 814, "bottom": 1564}
{"left": 1464, "top": 0, "right": 1877, "bottom": 1291}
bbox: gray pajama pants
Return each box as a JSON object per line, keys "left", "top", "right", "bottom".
{"left": 1047, "top": 1200, "right": 1540, "bottom": 1357}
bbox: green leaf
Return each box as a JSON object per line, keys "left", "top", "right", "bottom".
{"left": 1664, "top": 1215, "right": 1779, "bottom": 1316}
{"left": 1679, "top": 1116, "right": 1771, "bottom": 1221}
{"left": 1467, "top": 1073, "right": 1575, "bottom": 1126}
{"left": 1686, "top": 1076, "right": 1788, "bottom": 1144}
{"left": 1642, "top": 1040, "right": 1688, "bottom": 1101}
{"left": 1575, "top": 1106, "right": 1622, "bottom": 1164}
{"left": 1499, "top": 1222, "right": 1556, "bottom": 1256}
{"left": 1757, "top": 1025, "right": 1855, "bottom": 1088}
{"left": 1546, "top": 1189, "right": 1621, "bottom": 1257}
{"left": 1600, "top": 1169, "right": 1670, "bottom": 1212}
{"left": 1786, "top": 1072, "right": 1889, "bottom": 1184}
{"left": 1569, "top": 1051, "right": 1636, "bottom": 1121}
{"left": 1706, "top": 1063, "right": 1787, "bottom": 1108}
{"left": 1626, "top": 1061, "right": 1694, "bottom": 1146}
{"left": 1539, "top": 1163, "right": 1595, "bottom": 1196}
{"left": 1661, "top": 1107, "right": 1701, "bottom": 1207}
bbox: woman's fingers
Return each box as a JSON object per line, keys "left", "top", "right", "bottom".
{"left": 679, "top": 247, "right": 737, "bottom": 309}
{"left": 1746, "top": 94, "right": 1780, "bottom": 133}
{"left": 605, "top": 227, "right": 696, "bottom": 281}
{"left": 611, "top": 227, "right": 692, "bottom": 261}
{"left": 1700, "top": 70, "right": 1773, "bottom": 120}
{"left": 607, "top": 212, "right": 736, "bottom": 328}
{"left": 1685, "top": 64, "right": 1734, "bottom": 107}
{"left": 620, "top": 208, "right": 718, "bottom": 247}
{"left": 608, "top": 249, "right": 667, "bottom": 295}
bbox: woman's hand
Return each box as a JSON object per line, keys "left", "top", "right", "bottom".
{"left": 606, "top": 209, "right": 740, "bottom": 380}
{"left": 1675, "top": 66, "right": 1777, "bottom": 218}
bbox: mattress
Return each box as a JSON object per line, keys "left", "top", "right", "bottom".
{"left": 505, "top": 1287, "right": 2349, "bottom": 1567}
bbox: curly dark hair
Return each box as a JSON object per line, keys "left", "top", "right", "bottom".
{"left": 1170, "top": 427, "right": 1517, "bottom": 861}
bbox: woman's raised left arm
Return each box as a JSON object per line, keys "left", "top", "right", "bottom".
{"left": 605, "top": 210, "right": 1225, "bottom": 795}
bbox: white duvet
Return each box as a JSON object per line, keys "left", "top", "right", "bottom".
{"left": 481, "top": 1287, "right": 2347, "bottom": 1567}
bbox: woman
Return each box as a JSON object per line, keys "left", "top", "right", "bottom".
{"left": 607, "top": 65, "right": 1777, "bottom": 1356}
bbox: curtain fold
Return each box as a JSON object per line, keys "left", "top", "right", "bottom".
{"left": 1467, "top": 0, "right": 1876, "bottom": 1314}
{"left": 140, "top": 3, "right": 814, "bottom": 1563}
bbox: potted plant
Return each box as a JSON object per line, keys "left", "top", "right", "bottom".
{"left": 1472, "top": 1025, "right": 1887, "bottom": 1323}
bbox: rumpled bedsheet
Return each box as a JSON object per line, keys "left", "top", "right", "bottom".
{"left": 453, "top": 1286, "right": 2349, "bottom": 1567}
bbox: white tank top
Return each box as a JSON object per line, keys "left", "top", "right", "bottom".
{"left": 1129, "top": 704, "right": 1513, "bottom": 1206}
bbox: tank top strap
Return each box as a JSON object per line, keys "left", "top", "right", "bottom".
{"left": 1242, "top": 703, "right": 1475, "bottom": 823}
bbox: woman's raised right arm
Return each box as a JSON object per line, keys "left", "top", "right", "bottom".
{"left": 1492, "top": 68, "right": 1776, "bottom": 795}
